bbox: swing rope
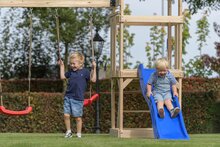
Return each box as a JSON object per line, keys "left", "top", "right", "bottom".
{"left": 54, "top": 8, "right": 99, "bottom": 106}
{"left": 87, "top": 8, "right": 99, "bottom": 105}
{"left": 89, "top": 8, "right": 94, "bottom": 99}
{"left": 55, "top": 8, "right": 61, "bottom": 61}
{"left": 89, "top": 9, "right": 95, "bottom": 61}
{"left": 0, "top": 8, "right": 33, "bottom": 115}
{"left": 28, "top": 8, "right": 33, "bottom": 107}
{"left": 0, "top": 73, "right": 3, "bottom": 106}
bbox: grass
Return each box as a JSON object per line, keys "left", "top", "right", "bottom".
{"left": 0, "top": 133, "right": 219, "bottom": 147}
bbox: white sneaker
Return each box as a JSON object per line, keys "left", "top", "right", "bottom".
{"left": 171, "top": 107, "right": 180, "bottom": 118}
{"left": 64, "top": 131, "right": 72, "bottom": 138}
{"left": 76, "top": 133, "right": 81, "bottom": 138}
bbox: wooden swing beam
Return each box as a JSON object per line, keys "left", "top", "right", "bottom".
{"left": 0, "top": 0, "right": 112, "bottom": 8}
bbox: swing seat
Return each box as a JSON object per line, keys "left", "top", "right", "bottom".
{"left": 83, "top": 93, "right": 99, "bottom": 106}
{"left": 0, "top": 106, "right": 32, "bottom": 116}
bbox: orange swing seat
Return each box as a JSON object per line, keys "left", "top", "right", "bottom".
{"left": 83, "top": 93, "right": 99, "bottom": 106}
{"left": 0, "top": 106, "right": 32, "bottom": 116}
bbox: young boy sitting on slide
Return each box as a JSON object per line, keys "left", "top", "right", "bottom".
{"left": 147, "top": 58, "right": 180, "bottom": 118}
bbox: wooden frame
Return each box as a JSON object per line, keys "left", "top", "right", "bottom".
{"left": 110, "top": 0, "right": 183, "bottom": 138}
{"left": 0, "top": 0, "right": 111, "bottom": 8}
{"left": 0, "top": 0, "right": 184, "bottom": 139}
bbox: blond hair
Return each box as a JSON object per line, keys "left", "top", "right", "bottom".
{"left": 69, "top": 52, "right": 85, "bottom": 67}
{"left": 155, "top": 58, "right": 169, "bottom": 69}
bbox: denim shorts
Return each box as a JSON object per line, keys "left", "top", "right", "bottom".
{"left": 63, "top": 96, "right": 83, "bottom": 117}
{"left": 153, "top": 91, "right": 172, "bottom": 103}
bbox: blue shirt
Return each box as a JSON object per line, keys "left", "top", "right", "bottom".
{"left": 65, "top": 68, "right": 90, "bottom": 101}
{"left": 148, "top": 71, "right": 177, "bottom": 93}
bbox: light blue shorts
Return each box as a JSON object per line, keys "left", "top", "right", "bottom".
{"left": 153, "top": 91, "right": 172, "bottom": 103}
{"left": 64, "top": 96, "right": 83, "bottom": 117}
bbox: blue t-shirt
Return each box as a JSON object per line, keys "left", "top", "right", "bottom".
{"left": 148, "top": 71, "right": 177, "bottom": 93}
{"left": 65, "top": 68, "right": 90, "bottom": 101}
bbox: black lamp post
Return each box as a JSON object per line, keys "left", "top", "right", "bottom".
{"left": 93, "top": 28, "right": 104, "bottom": 133}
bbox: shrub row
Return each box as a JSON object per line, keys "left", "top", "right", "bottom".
{"left": 1, "top": 78, "right": 220, "bottom": 93}
{"left": 0, "top": 78, "right": 219, "bottom": 133}
{"left": 0, "top": 91, "right": 219, "bottom": 133}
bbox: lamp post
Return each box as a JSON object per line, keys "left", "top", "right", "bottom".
{"left": 93, "top": 28, "right": 104, "bottom": 133}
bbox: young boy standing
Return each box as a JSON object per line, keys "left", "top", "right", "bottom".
{"left": 58, "top": 52, "right": 96, "bottom": 138}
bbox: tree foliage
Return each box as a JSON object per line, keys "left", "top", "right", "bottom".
{"left": 185, "top": 11, "right": 211, "bottom": 77}
{"left": 182, "top": 9, "right": 192, "bottom": 56}
{"left": 185, "top": 56, "right": 213, "bottom": 77}
{"left": 145, "top": 15, "right": 166, "bottom": 68}
{"left": 139, "top": 0, "right": 220, "bottom": 14}
{"left": 183, "top": 0, "right": 220, "bottom": 14}
{"left": 196, "top": 11, "right": 210, "bottom": 56}
{"left": 200, "top": 42, "right": 220, "bottom": 76}
{"left": 32, "top": 8, "right": 110, "bottom": 70}
{"left": 0, "top": 8, "right": 111, "bottom": 79}
{"left": 116, "top": 4, "right": 134, "bottom": 69}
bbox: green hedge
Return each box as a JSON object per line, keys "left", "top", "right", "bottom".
{"left": 1, "top": 79, "right": 63, "bottom": 92}
{"left": 0, "top": 78, "right": 219, "bottom": 133}
{"left": 1, "top": 78, "right": 220, "bottom": 93}
{"left": 0, "top": 92, "right": 96, "bottom": 133}
{"left": 182, "top": 91, "right": 220, "bottom": 133}
{"left": 0, "top": 91, "right": 219, "bottom": 134}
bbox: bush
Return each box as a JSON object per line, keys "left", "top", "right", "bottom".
{"left": 0, "top": 78, "right": 219, "bottom": 133}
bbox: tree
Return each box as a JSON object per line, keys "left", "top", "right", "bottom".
{"left": 196, "top": 11, "right": 210, "bottom": 56}
{"left": 15, "top": 8, "right": 55, "bottom": 78}
{"left": 183, "top": 0, "right": 220, "bottom": 14}
{"left": 145, "top": 13, "right": 166, "bottom": 68}
{"left": 0, "top": 8, "right": 26, "bottom": 79}
{"left": 185, "top": 11, "right": 210, "bottom": 77}
{"left": 116, "top": 4, "right": 134, "bottom": 69}
{"left": 32, "top": 8, "right": 110, "bottom": 70}
{"left": 200, "top": 31, "right": 220, "bottom": 76}
{"left": 139, "top": 0, "right": 220, "bottom": 14}
{"left": 0, "top": 8, "right": 111, "bottom": 79}
{"left": 184, "top": 55, "right": 213, "bottom": 77}
{"left": 182, "top": 9, "right": 192, "bottom": 56}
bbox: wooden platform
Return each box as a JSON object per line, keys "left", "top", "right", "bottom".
{"left": 113, "top": 69, "right": 184, "bottom": 78}
{"left": 117, "top": 15, "right": 184, "bottom": 26}
{"left": 110, "top": 128, "right": 154, "bottom": 138}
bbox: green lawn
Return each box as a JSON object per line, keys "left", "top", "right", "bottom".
{"left": 0, "top": 133, "right": 219, "bottom": 147}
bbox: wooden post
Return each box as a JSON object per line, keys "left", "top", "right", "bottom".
{"left": 178, "top": 0, "right": 183, "bottom": 108}
{"left": 110, "top": 7, "right": 117, "bottom": 129}
{"left": 118, "top": 0, "right": 124, "bottom": 133}
{"left": 167, "top": 0, "right": 172, "bottom": 67}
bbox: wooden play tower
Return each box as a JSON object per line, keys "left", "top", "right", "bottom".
{"left": 0, "top": 0, "right": 184, "bottom": 138}
{"left": 109, "top": 0, "right": 184, "bottom": 138}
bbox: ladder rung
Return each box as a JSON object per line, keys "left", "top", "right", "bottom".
{"left": 123, "top": 110, "right": 150, "bottom": 113}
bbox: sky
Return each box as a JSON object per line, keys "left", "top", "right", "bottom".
{"left": 0, "top": 1, "right": 219, "bottom": 69}
{"left": 119, "top": 0, "right": 220, "bottom": 67}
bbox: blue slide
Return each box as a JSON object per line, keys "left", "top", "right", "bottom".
{"left": 138, "top": 64, "right": 189, "bottom": 140}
